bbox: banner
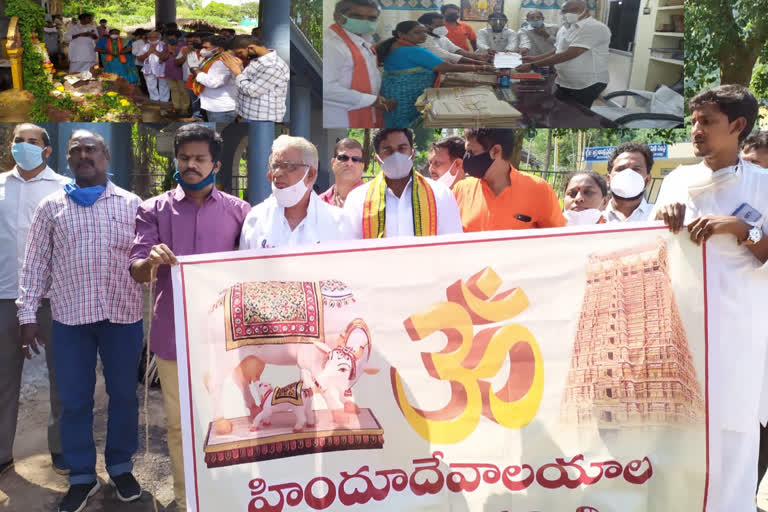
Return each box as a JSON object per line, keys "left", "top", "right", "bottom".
{"left": 173, "top": 225, "right": 708, "bottom": 512}
{"left": 584, "top": 144, "right": 669, "bottom": 162}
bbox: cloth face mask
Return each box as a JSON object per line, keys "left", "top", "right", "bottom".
{"left": 436, "top": 160, "right": 459, "bottom": 189}
{"left": 380, "top": 152, "right": 414, "bottom": 180}
{"left": 272, "top": 166, "right": 310, "bottom": 207}
{"left": 433, "top": 26, "right": 449, "bottom": 37}
{"left": 174, "top": 161, "right": 217, "bottom": 191}
{"left": 564, "top": 208, "right": 603, "bottom": 226}
{"left": 64, "top": 181, "right": 106, "bottom": 207}
{"left": 342, "top": 15, "right": 378, "bottom": 35}
{"left": 610, "top": 169, "right": 646, "bottom": 199}
{"left": 462, "top": 151, "right": 495, "bottom": 179}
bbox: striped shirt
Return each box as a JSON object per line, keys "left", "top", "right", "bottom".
{"left": 234, "top": 50, "right": 289, "bottom": 121}
{"left": 16, "top": 181, "right": 143, "bottom": 326}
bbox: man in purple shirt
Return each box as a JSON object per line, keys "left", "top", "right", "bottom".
{"left": 128, "top": 124, "right": 250, "bottom": 510}
{"left": 164, "top": 30, "right": 190, "bottom": 117}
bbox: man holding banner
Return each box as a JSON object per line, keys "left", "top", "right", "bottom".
{"left": 344, "top": 128, "right": 462, "bottom": 238}
{"left": 653, "top": 84, "right": 768, "bottom": 511}
{"left": 603, "top": 142, "right": 654, "bottom": 223}
{"left": 129, "top": 124, "right": 251, "bottom": 510}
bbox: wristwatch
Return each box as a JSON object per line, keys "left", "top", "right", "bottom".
{"left": 742, "top": 225, "right": 763, "bottom": 246}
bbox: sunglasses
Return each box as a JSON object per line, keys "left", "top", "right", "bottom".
{"left": 335, "top": 154, "right": 364, "bottom": 163}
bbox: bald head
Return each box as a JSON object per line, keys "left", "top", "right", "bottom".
{"left": 67, "top": 130, "right": 111, "bottom": 184}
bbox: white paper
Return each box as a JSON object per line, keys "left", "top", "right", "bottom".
{"left": 493, "top": 51, "right": 522, "bottom": 69}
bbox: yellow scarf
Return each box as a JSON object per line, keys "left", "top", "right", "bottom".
{"left": 362, "top": 171, "right": 438, "bottom": 238}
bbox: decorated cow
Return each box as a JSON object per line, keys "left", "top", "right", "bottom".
{"left": 205, "top": 280, "right": 378, "bottom": 435}
{"left": 248, "top": 380, "right": 316, "bottom": 432}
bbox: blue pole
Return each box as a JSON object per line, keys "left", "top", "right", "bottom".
{"left": 261, "top": 0, "right": 290, "bottom": 123}
{"left": 290, "top": 78, "right": 311, "bottom": 140}
{"left": 247, "top": 122, "right": 275, "bottom": 204}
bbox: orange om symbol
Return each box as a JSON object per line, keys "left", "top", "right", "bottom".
{"left": 390, "top": 268, "right": 544, "bottom": 444}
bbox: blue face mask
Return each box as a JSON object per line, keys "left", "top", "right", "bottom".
{"left": 173, "top": 160, "right": 217, "bottom": 191}
{"left": 64, "top": 181, "right": 106, "bottom": 207}
{"left": 12, "top": 142, "right": 45, "bottom": 171}
{"left": 341, "top": 14, "right": 378, "bottom": 35}
{"left": 528, "top": 20, "right": 544, "bottom": 28}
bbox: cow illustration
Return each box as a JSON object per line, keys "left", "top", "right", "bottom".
{"left": 204, "top": 280, "right": 379, "bottom": 435}
{"left": 248, "top": 381, "right": 316, "bottom": 432}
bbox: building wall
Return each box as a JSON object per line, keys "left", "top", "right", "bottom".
{"left": 560, "top": 241, "right": 704, "bottom": 429}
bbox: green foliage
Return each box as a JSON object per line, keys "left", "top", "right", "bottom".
{"left": 6, "top": 0, "right": 52, "bottom": 121}
{"left": 685, "top": 0, "right": 768, "bottom": 101}
{"left": 291, "top": 0, "right": 322, "bottom": 55}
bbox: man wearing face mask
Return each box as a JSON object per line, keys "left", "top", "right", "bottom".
{"left": 163, "top": 30, "right": 190, "bottom": 117}
{"left": 651, "top": 85, "right": 768, "bottom": 512}
{"left": 129, "top": 125, "right": 250, "bottom": 511}
{"left": 428, "top": 136, "right": 466, "bottom": 190}
{"left": 324, "top": 0, "right": 396, "bottom": 128}
{"left": 516, "top": 0, "right": 610, "bottom": 108}
{"left": 320, "top": 138, "right": 366, "bottom": 207}
{"left": 417, "top": 13, "right": 489, "bottom": 65}
{"left": 64, "top": 13, "right": 98, "bottom": 73}
{"left": 344, "top": 128, "right": 462, "bottom": 238}
{"left": 441, "top": 3, "right": 477, "bottom": 52}
{"left": 194, "top": 35, "right": 237, "bottom": 123}
{"left": 0, "top": 124, "right": 69, "bottom": 481}
{"left": 741, "top": 131, "right": 768, "bottom": 169}
{"left": 179, "top": 32, "right": 207, "bottom": 120}
{"left": 137, "top": 31, "right": 171, "bottom": 103}
{"left": 602, "top": 142, "right": 654, "bottom": 223}
{"left": 519, "top": 10, "right": 559, "bottom": 57}
{"left": 17, "top": 130, "right": 144, "bottom": 512}
{"left": 477, "top": 12, "right": 523, "bottom": 55}
{"left": 240, "top": 135, "right": 352, "bottom": 249}
{"left": 453, "top": 128, "right": 565, "bottom": 232}
{"left": 220, "top": 35, "right": 289, "bottom": 122}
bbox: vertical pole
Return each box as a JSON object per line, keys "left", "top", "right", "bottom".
{"left": 155, "top": 0, "right": 176, "bottom": 27}
{"left": 246, "top": 122, "right": 275, "bottom": 204}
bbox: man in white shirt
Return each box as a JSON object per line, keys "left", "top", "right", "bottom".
{"left": 418, "top": 12, "right": 489, "bottom": 65}
{"left": 323, "top": 0, "right": 396, "bottom": 128}
{"left": 240, "top": 135, "right": 352, "bottom": 250}
{"left": 344, "top": 128, "right": 462, "bottom": 239}
{"left": 652, "top": 84, "right": 768, "bottom": 512}
{"left": 194, "top": 35, "right": 237, "bottom": 123}
{"left": 0, "top": 124, "right": 70, "bottom": 479}
{"left": 741, "top": 131, "right": 768, "bottom": 169}
{"left": 177, "top": 32, "right": 205, "bottom": 120}
{"left": 136, "top": 31, "right": 170, "bottom": 103}
{"left": 64, "top": 13, "right": 98, "bottom": 73}
{"left": 477, "top": 12, "right": 523, "bottom": 55}
{"left": 516, "top": 0, "right": 610, "bottom": 107}
{"left": 427, "top": 135, "right": 466, "bottom": 190}
{"left": 602, "top": 142, "right": 655, "bottom": 223}
{"left": 518, "top": 10, "right": 559, "bottom": 57}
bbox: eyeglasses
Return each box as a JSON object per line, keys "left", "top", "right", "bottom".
{"left": 268, "top": 161, "right": 310, "bottom": 172}
{"left": 335, "top": 154, "right": 364, "bottom": 163}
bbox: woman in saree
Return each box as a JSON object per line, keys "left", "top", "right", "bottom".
{"left": 96, "top": 28, "right": 139, "bottom": 84}
{"left": 376, "top": 21, "right": 496, "bottom": 128}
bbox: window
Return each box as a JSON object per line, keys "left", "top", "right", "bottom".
{"left": 606, "top": 0, "right": 641, "bottom": 53}
{"left": 608, "top": 352, "right": 614, "bottom": 360}
{"left": 606, "top": 388, "right": 613, "bottom": 398}
{"left": 607, "top": 369, "right": 613, "bottom": 377}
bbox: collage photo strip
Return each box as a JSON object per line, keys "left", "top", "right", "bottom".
{"left": 1, "top": 1, "right": 768, "bottom": 512}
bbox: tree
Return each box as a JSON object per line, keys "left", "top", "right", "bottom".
{"left": 291, "top": 0, "right": 322, "bottom": 55}
{"left": 686, "top": 0, "right": 768, "bottom": 100}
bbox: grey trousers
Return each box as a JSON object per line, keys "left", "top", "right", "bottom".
{"left": 0, "top": 299, "right": 61, "bottom": 463}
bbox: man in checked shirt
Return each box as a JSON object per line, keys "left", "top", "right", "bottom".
{"left": 220, "top": 34, "right": 289, "bottom": 122}
{"left": 17, "top": 130, "right": 145, "bottom": 512}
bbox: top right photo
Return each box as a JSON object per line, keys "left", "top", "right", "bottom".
{"left": 323, "top": 0, "right": 684, "bottom": 130}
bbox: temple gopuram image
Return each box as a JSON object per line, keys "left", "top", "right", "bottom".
{"left": 560, "top": 240, "right": 704, "bottom": 429}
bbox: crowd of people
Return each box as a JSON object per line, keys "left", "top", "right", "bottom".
{"left": 1, "top": 83, "right": 768, "bottom": 512}
{"left": 39, "top": 13, "right": 289, "bottom": 122}
{"left": 324, "top": 0, "right": 611, "bottom": 128}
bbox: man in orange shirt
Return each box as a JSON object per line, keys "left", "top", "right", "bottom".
{"left": 441, "top": 4, "right": 477, "bottom": 51}
{"left": 453, "top": 128, "right": 565, "bottom": 231}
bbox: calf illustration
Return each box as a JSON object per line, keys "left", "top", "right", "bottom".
{"left": 248, "top": 381, "right": 316, "bottom": 432}
{"left": 205, "top": 280, "right": 378, "bottom": 435}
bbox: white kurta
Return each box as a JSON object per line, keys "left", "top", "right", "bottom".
{"left": 421, "top": 34, "right": 462, "bottom": 63}
{"left": 239, "top": 191, "right": 353, "bottom": 250}
{"left": 603, "top": 197, "right": 653, "bottom": 223}
{"left": 195, "top": 59, "right": 237, "bottom": 112}
{"left": 554, "top": 16, "right": 610, "bottom": 90}
{"left": 476, "top": 27, "right": 519, "bottom": 53}
{"left": 651, "top": 159, "right": 768, "bottom": 512}
{"left": 322, "top": 26, "right": 381, "bottom": 128}
{"left": 518, "top": 24, "right": 559, "bottom": 56}
{"left": 64, "top": 23, "right": 98, "bottom": 72}
{"left": 343, "top": 173, "right": 463, "bottom": 238}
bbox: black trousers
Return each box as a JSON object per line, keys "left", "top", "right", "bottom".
{"left": 556, "top": 82, "right": 608, "bottom": 108}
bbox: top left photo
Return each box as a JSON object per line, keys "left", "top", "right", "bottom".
{"left": 0, "top": 0, "right": 289, "bottom": 123}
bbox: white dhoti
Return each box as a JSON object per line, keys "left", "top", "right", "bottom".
{"left": 69, "top": 59, "right": 96, "bottom": 73}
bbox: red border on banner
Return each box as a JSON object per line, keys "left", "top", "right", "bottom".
{"left": 177, "top": 226, "right": 711, "bottom": 512}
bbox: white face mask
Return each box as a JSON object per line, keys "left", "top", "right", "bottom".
{"left": 436, "top": 160, "right": 458, "bottom": 189}
{"left": 272, "top": 166, "right": 310, "bottom": 207}
{"left": 563, "top": 11, "right": 584, "bottom": 24}
{"left": 110, "top": 34, "right": 119, "bottom": 39}
{"left": 610, "top": 169, "right": 646, "bottom": 199}
{"left": 380, "top": 152, "right": 413, "bottom": 179}
{"left": 564, "top": 208, "right": 603, "bottom": 226}
{"left": 433, "top": 26, "right": 449, "bottom": 37}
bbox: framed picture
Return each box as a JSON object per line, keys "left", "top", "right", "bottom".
{"left": 461, "top": 0, "right": 504, "bottom": 21}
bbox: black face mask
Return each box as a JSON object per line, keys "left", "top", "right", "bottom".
{"left": 463, "top": 151, "right": 495, "bottom": 179}
{"left": 445, "top": 13, "right": 459, "bottom": 22}
{"left": 192, "top": 42, "right": 203, "bottom": 49}
{"left": 491, "top": 23, "right": 505, "bottom": 33}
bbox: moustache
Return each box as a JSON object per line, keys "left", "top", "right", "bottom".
{"left": 181, "top": 168, "right": 202, "bottom": 176}
{"left": 75, "top": 160, "right": 95, "bottom": 168}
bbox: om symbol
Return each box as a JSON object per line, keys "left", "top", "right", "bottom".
{"left": 390, "top": 268, "right": 544, "bottom": 444}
